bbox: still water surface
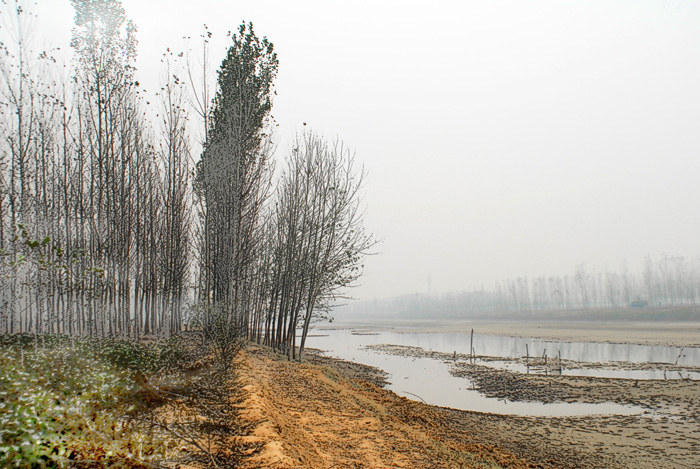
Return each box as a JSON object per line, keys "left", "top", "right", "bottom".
{"left": 305, "top": 327, "right": 698, "bottom": 417}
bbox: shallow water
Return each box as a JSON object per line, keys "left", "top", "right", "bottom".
{"left": 307, "top": 328, "right": 654, "bottom": 417}
{"left": 352, "top": 329, "right": 700, "bottom": 366}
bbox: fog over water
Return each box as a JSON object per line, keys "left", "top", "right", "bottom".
{"left": 30, "top": 0, "right": 700, "bottom": 300}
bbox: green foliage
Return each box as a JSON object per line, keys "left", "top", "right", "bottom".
{"left": 0, "top": 226, "right": 103, "bottom": 296}
{"left": 0, "top": 335, "right": 184, "bottom": 467}
{"left": 95, "top": 335, "right": 190, "bottom": 375}
{"left": 203, "top": 21, "right": 277, "bottom": 162}
{"left": 195, "top": 21, "right": 278, "bottom": 199}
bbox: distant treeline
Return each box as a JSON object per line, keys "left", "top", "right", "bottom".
{"left": 345, "top": 256, "right": 700, "bottom": 318}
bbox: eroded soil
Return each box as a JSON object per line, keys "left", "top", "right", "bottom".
{"left": 368, "top": 343, "right": 700, "bottom": 468}
{"left": 234, "top": 345, "right": 531, "bottom": 468}
{"left": 233, "top": 342, "right": 700, "bottom": 468}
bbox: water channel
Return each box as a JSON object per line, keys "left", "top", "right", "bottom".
{"left": 305, "top": 326, "right": 700, "bottom": 417}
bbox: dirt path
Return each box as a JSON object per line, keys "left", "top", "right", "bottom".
{"left": 234, "top": 345, "right": 530, "bottom": 468}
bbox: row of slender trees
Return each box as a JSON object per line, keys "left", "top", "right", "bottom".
{"left": 252, "top": 135, "right": 373, "bottom": 359}
{"left": 0, "top": 0, "right": 373, "bottom": 359}
{"left": 0, "top": 0, "right": 191, "bottom": 337}
{"left": 350, "top": 256, "right": 700, "bottom": 318}
{"left": 193, "top": 22, "right": 373, "bottom": 359}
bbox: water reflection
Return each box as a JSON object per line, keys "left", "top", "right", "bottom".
{"left": 307, "top": 329, "right": 653, "bottom": 417}
{"left": 374, "top": 330, "right": 700, "bottom": 366}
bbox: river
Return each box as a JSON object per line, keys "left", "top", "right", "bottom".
{"left": 305, "top": 322, "right": 700, "bottom": 417}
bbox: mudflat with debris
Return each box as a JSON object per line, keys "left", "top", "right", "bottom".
{"left": 234, "top": 343, "right": 700, "bottom": 468}
{"left": 370, "top": 342, "right": 700, "bottom": 468}
{"left": 235, "top": 345, "right": 529, "bottom": 468}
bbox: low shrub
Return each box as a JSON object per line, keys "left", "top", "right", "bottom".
{"left": 0, "top": 335, "right": 182, "bottom": 467}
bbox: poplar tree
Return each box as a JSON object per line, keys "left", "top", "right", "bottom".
{"left": 257, "top": 132, "right": 375, "bottom": 360}
{"left": 196, "top": 22, "right": 277, "bottom": 335}
{"left": 70, "top": 0, "right": 140, "bottom": 336}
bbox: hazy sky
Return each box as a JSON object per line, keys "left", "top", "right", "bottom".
{"left": 24, "top": 0, "right": 700, "bottom": 300}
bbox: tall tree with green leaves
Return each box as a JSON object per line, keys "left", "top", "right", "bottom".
{"left": 196, "top": 22, "right": 277, "bottom": 335}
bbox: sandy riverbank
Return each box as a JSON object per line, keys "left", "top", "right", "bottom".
{"left": 235, "top": 342, "right": 700, "bottom": 468}
{"left": 235, "top": 345, "right": 529, "bottom": 468}
{"left": 364, "top": 342, "right": 700, "bottom": 468}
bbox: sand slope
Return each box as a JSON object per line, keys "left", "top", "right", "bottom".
{"left": 234, "top": 343, "right": 700, "bottom": 468}
{"left": 235, "top": 345, "right": 529, "bottom": 468}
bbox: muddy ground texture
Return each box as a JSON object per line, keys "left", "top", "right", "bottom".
{"left": 235, "top": 345, "right": 531, "bottom": 468}
{"left": 369, "top": 343, "right": 700, "bottom": 468}
{"left": 233, "top": 341, "right": 700, "bottom": 468}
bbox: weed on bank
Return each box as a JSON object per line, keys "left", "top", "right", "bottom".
{"left": 0, "top": 334, "right": 208, "bottom": 467}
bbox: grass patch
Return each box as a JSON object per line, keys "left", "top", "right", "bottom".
{"left": 0, "top": 333, "right": 247, "bottom": 468}
{"left": 321, "top": 367, "right": 341, "bottom": 383}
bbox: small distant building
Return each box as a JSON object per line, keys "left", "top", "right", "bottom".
{"left": 630, "top": 299, "right": 649, "bottom": 308}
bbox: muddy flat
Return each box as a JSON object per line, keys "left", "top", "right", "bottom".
{"left": 371, "top": 342, "right": 700, "bottom": 467}
{"left": 443, "top": 321, "right": 700, "bottom": 348}
{"left": 234, "top": 343, "right": 700, "bottom": 468}
{"left": 235, "top": 345, "right": 528, "bottom": 468}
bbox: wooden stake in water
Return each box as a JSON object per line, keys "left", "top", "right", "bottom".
{"left": 470, "top": 329, "right": 474, "bottom": 364}
{"left": 526, "top": 343, "right": 530, "bottom": 373}
{"left": 543, "top": 349, "right": 548, "bottom": 375}
{"left": 675, "top": 348, "right": 684, "bottom": 366}
{"left": 558, "top": 350, "right": 562, "bottom": 372}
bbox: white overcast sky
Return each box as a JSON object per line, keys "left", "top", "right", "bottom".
{"left": 21, "top": 0, "right": 700, "bottom": 300}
